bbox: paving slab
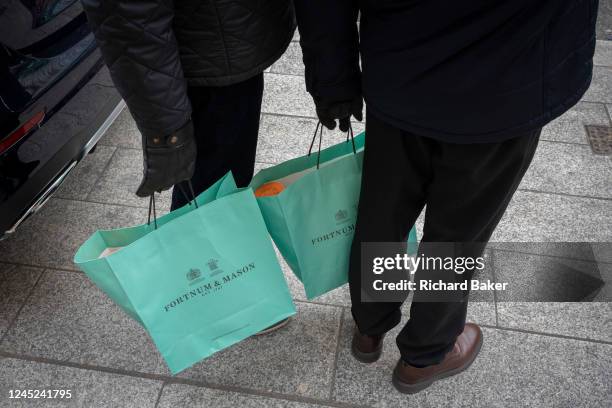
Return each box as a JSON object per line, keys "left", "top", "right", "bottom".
{"left": 492, "top": 191, "right": 612, "bottom": 242}
{"left": 0, "top": 264, "right": 42, "bottom": 339}
{"left": 593, "top": 242, "right": 612, "bottom": 264}
{"left": 596, "top": 2, "right": 612, "bottom": 40}
{"left": 59, "top": 82, "right": 120, "bottom": 129}
{"left": 88, "top": 65, "right": 114, "bottom": 87}
{"left": 270, "top": 42, "right": 304, "bottom": 76}
{"left": 333, "top": 320, "right": 612, "bottom": 407}
{"left": 87, "top": 147, "right": 172, "bottom": 211}
{"left": 257, "top": 114, "right": 365, "bottom": 164}
{"left": 0, "top": 358, "right": 162, "bottom": 408}
{"left": 0, "top": 262, "right": 12, "bottom": 282}
{"left": 98, "top": 108, "right": 141, "bottom": 149}
{"left": 582, "top": 66, "right": 612, "bottom": 104}
{"left": 178, "top": 302, "right": 342, "bottom": 400}
{"left": 520, "top": 140, "right": 612, "bottom": 198}
{"left": 492, "top": 250, "right": 611, "bottom": 342}
{"left": 497, "top": 302, "right": 612, "bottom": 343}
{"left": 594, "top": 40, "right": 612, "bottom": 67}
{"left": 488, "top": 242, "right": 612, "bottom": 264}
{"left": 262, "top": 74, "right": 316, "bottom": 118}
{"left": 0, "top": 199, "right": 145, "bottom": 271}
{"left": 1, "top": 270, "right": 168, "bottom": 374}
{"left": 593, "top": 262, "right": 612, "bottom": 301}
{"left": 414, "top": 209, "right": 425, "bottom": 240}
{"left": 256, "top": 114, "right": 319, "bottom": 164}
{"left": 55, "top": 145, "right": 116, "bottom": 201}
{"left": 157, "top": 383, "right": 321, "bottom": 408}
{"left": 493, "top": 250, "right": 605, "bottom": 301}
{"left": 540, "top": 102, "right": 610, "bottom": 144}
{"left": 253, "top": 161, "right": 269, "bottom": 176}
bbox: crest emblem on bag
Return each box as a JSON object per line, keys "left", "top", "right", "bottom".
{"left": 335, "top": 209, "right": 348, "bottom": 221}
{"left": 207, "top": 259, "right": 219, "bottom": 271}
{"left": 186, "top": 268, "right": 201, "bottom": 281}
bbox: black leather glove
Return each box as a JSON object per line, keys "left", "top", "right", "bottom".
{"left": 314, "top": 96, "right": 363, "bottom": 132}
{"left": 135, "top": 120, "right": 197, "bottom": 197}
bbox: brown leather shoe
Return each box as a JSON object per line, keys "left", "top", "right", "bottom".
{"left": 392, "top": 323, "right": 483, "bottom": 394}
{"left": 351, "top": 328, "right": 385, "bottom": 363}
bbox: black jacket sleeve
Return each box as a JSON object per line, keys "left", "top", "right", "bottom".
{"left": 81, "top": 0, "right": 191, "bottom": 138}
{"left": 294, "top": 0, "right": 361, "bottom": 101}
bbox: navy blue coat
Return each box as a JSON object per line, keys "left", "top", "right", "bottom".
{"left": 295, "top": 0, "right": 598, "bottom": 142}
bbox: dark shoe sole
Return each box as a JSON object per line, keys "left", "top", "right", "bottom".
{"left": 392, "top": 333, "right": 483, "bottom": 394}
{"left": 255, "top": 317, "right": 290, "bottom": 336}
{"left": 351, "top": 338, "right": 383, "bottom": 364}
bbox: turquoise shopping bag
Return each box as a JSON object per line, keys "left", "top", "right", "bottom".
{"left": 250, "top": 129, "right": 419, "bottom": 299}
{"left": 74, "top": 173, "right": 296, "bottom": 374}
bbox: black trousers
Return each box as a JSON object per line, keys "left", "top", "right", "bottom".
{"left": 349, "top": 111, "right": 541, "bottom": 367}
{"left": 171, "top": 73, "right": 264, "bottom": 210}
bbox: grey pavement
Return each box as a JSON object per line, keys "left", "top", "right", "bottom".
{"left": 1, "top": 33, "right": 611, "bottom": 408}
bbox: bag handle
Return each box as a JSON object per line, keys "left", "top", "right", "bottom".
{"left": 176, "top": 181, "right": 199, "bottom": 210}
{"left": 345, "top": 122, "right": 357, "bottom": 154}
{"left": 146, "top": 180, "right": 198, "bottom": 229}
{"left": 307, "top": 121, "right": 357, "bottom": 169}
{"left": 147, "top": 194, "right": 158, "bottom": 229}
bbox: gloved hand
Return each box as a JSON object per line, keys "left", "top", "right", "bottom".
{"left": 314, "top": 96, "right": 363, "bottom": 132}
{"left": 135, "top": 120, "right": 197, "bottom": 197}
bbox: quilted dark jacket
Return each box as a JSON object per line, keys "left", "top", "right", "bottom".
{"left": 82, "top": 0, "right": 295, "bottom": 138}
{"left": 295, "top": 0, "right": 597, "bottom": 143}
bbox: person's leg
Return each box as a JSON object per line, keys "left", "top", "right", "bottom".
{"left": 171, "top": 73, "right": 264, "bottom": 210}
{"left": 348, "top": 112, "right": 430, "bottom": 336}
{"left": 396, "top": 129, "right": 541, "bottom": 367}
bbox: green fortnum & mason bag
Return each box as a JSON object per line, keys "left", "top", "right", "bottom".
{"left": 74, "top": 173, "right": 296, "bottom": 374}
{"left": 250, "top": 126, "right": 419, "bottom": 300}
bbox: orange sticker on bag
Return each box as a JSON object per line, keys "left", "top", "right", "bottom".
{"left": 254, "top": 181, "right": 285, "bottom": 197}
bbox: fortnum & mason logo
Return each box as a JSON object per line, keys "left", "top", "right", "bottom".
{"left": 165, "top": 261, "right": 257, "bottom": 312}
{"left": 186, "top": 260, "right": 222, "bottom": 286}
{"left": 310, "top": 205, "right": 358, "bottom": 246}
{"left": 207, "top": 259, "right": 219, "bottom": 271}
{"left": 207, "top": 258, "right": 223, "bottom": 276}
{"left": 186, "top": 268, "right": 201, "bottom": 281}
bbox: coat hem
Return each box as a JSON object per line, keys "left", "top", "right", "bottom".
{"left": 364, "top": 75, "right": 592, "bottom": 144}
{"left": 183, "top": 23, "right": 296, "bottom": 87}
